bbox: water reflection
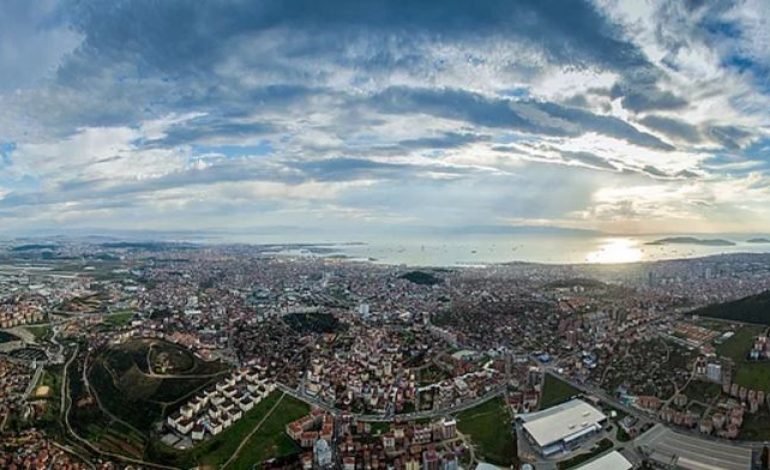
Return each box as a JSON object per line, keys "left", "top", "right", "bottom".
{"left": 585, "top": 238, "right": 643, "bottom": 264}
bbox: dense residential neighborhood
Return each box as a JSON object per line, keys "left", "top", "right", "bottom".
{"left": 2, "top": 241, "right": 770, "bottom": 469}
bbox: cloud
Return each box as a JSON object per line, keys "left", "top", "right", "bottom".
{"left": 611, "top": 79, "right": 688, "bottom": 113}
{"left": 1, "top": 0, "right": 770, "bottom": 235}
{"left": 289, "top": 157, "right": 448, "bottom": 182}
{"left": 62, "top": 0, "right": 650, "bottom": 73}
{"left": 373, "top": 87, "right": 674, "bottom": 150}
{"left": 560, "top": 151, "right": 618, "bottom": 171}
{"left": 148, "top": 116, "right": 279, "bottom": 148}
{"left": 0, "top": 1, "right": 82, "bottom": 91}
{"left": 638, "top": 115, "right": 702, "bottom": 143}
{"left": 707, "top": 125, "right": 755, "bottom": 150}
{"left": 397, "top": 132, "right": 490, "bottom": 150}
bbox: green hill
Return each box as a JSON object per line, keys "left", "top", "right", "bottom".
{"left": 691, "top": 290, "right": 770, "bottom": 325}
{"left": 88, "top": 339, "right": 229, "bottom": 429}
{"left": 399, "top": 270, "right": 443, "bottom": 285}
{"left": 544, "top": 278, "right": 605, "bottom": 289}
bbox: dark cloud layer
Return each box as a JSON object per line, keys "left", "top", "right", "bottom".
{"left": 639, "top": 115, "right": 702, "bottom": 143}
{"left": 0, "top": 0, "right": 769, "bottom": 233}
{"left": 374, "top": 87, "right": 674, "bottom": 150}
{"left": 64, "top": 0, "right": 649, "bottom": 73}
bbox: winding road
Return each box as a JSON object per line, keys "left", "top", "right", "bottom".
{"left": 60, "top": 343, "right": 183, "bottom": 470}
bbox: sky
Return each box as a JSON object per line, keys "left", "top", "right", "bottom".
{"left": 2, "top": 0, "right": 770, "bottom": 239}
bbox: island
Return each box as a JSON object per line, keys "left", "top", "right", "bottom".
{"left": 645, "top": 237, "right": 735, "bottom": 246}
{"left": 747, "top": 238, "right": 770, "bottom": 244}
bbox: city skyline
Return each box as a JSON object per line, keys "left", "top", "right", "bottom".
{"left": 2, "top": 1, "right": 770, "bottom": 238}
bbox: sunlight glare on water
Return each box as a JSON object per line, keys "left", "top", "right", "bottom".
{"left": 585, "top": 238, "right": 643, "bottom": 264}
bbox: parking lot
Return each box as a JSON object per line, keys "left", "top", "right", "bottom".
{"left": 634, "top": 424, "right": 752, "bottom": 470}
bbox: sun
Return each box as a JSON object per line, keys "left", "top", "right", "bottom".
{"left": 586, "top": 238, "right": 643, "bottom": 264}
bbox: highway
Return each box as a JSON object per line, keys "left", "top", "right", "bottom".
{"left": 543, "top": 368, "right": 646, "bottom": 421}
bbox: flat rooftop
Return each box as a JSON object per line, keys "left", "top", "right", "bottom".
{"left": 574, "top": 450, "right": 633, "bottom": 470}
{"left": 519, "top": 398, "right": 607, "bottom": 448}
{"left": 635, "top": 424, "right": 752, "bottom": 470}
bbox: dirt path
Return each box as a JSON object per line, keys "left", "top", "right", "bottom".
{"left": 61, "top": 344, "right": 181, "bottom": 470}
{"left": 221, "top": 393, "right": 286, "bottom": 470}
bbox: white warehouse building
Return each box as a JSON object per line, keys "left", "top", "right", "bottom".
{"left": 574, "top": 450, "right": 633, "bottom": 470}
{"left": 517, "top": 398, "right": 607, "bottom": 457}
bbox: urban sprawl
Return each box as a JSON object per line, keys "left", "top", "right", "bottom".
{"left": 2, "top": 240, "right": 770, "bottom": 469}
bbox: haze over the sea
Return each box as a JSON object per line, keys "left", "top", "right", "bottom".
{"left": 217, "top": 232, "right": 770, "bottom": 266}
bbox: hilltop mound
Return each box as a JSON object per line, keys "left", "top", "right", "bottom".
{"left": 89, "top": 338, "right": 229, "bottom": 429}
{"left": 399, "top": 270, "right": 443, "bottom": 285}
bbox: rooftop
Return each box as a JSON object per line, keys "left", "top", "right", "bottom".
{"left": 573, "top": 450, "right": 632, "bottom": 470}
{"left": 519, "top": 398, "right": 606, "bottom": 448}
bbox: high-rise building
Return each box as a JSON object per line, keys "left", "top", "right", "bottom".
{"left": 314, "top": 438, "right": 333, "bottom": 469}
{"left": 357, "top": 303, "right": 370, "bottom": 318}
{"left": 442, "top": 418, "right": 457, "bottom": 440}
{"left": 442, "top": 453, "right": 459, "bottom": 470}
{"left": 423, "top": 448, "right": 440, "bottom": 470}
{"left": 707, "top": 363, "right": 722, "bottom": 383}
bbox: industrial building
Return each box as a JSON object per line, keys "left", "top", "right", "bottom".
{"left": 517, "top": 398, "right": 607, "bottom": 457}
{"left": 573, "top": 450, "right": 633, "bottom": 470}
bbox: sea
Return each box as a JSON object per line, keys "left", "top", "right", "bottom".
{"left": 223, "top": 233, "right": 770, "bottom": 267}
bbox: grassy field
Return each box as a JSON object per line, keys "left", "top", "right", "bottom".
{"left": 24, "top": 324, "right": 52, "bottom": 342}
{"left": 540, "top": 374, "right": 581, "bottom": 409}
{"left": 369, "top": 421, "right": 390, "bottom": 434}
{"left": 739, "top": 408, "right": 770, "bottom": 440}
{"left": 716, "top": 325, "right": 764, "bottom": 362}
{"left": 418, "top": 364, "right": 451, "bottom": 385}
{"left": 103, "top": 310, "right": 135, "bottom": 327}
{"left": 734, "top": 362, "right": 770, "bottom": 390}
{"left": 714, "top": 325, "right": 770, "bottom": 391}
{"left": 455, "top": 397, "right": 517, "bottom": 467}
{"left": 683, "top": 379, "right": 722, "bottom": 404}
{"left": 228, "top": 394, "right": 310, "bottom": 469}
{"left": 148, "top": 391, "right": 309, "bottom": 468}
{"left": 35, "top": 366, "right": 62, "bottom": 427}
